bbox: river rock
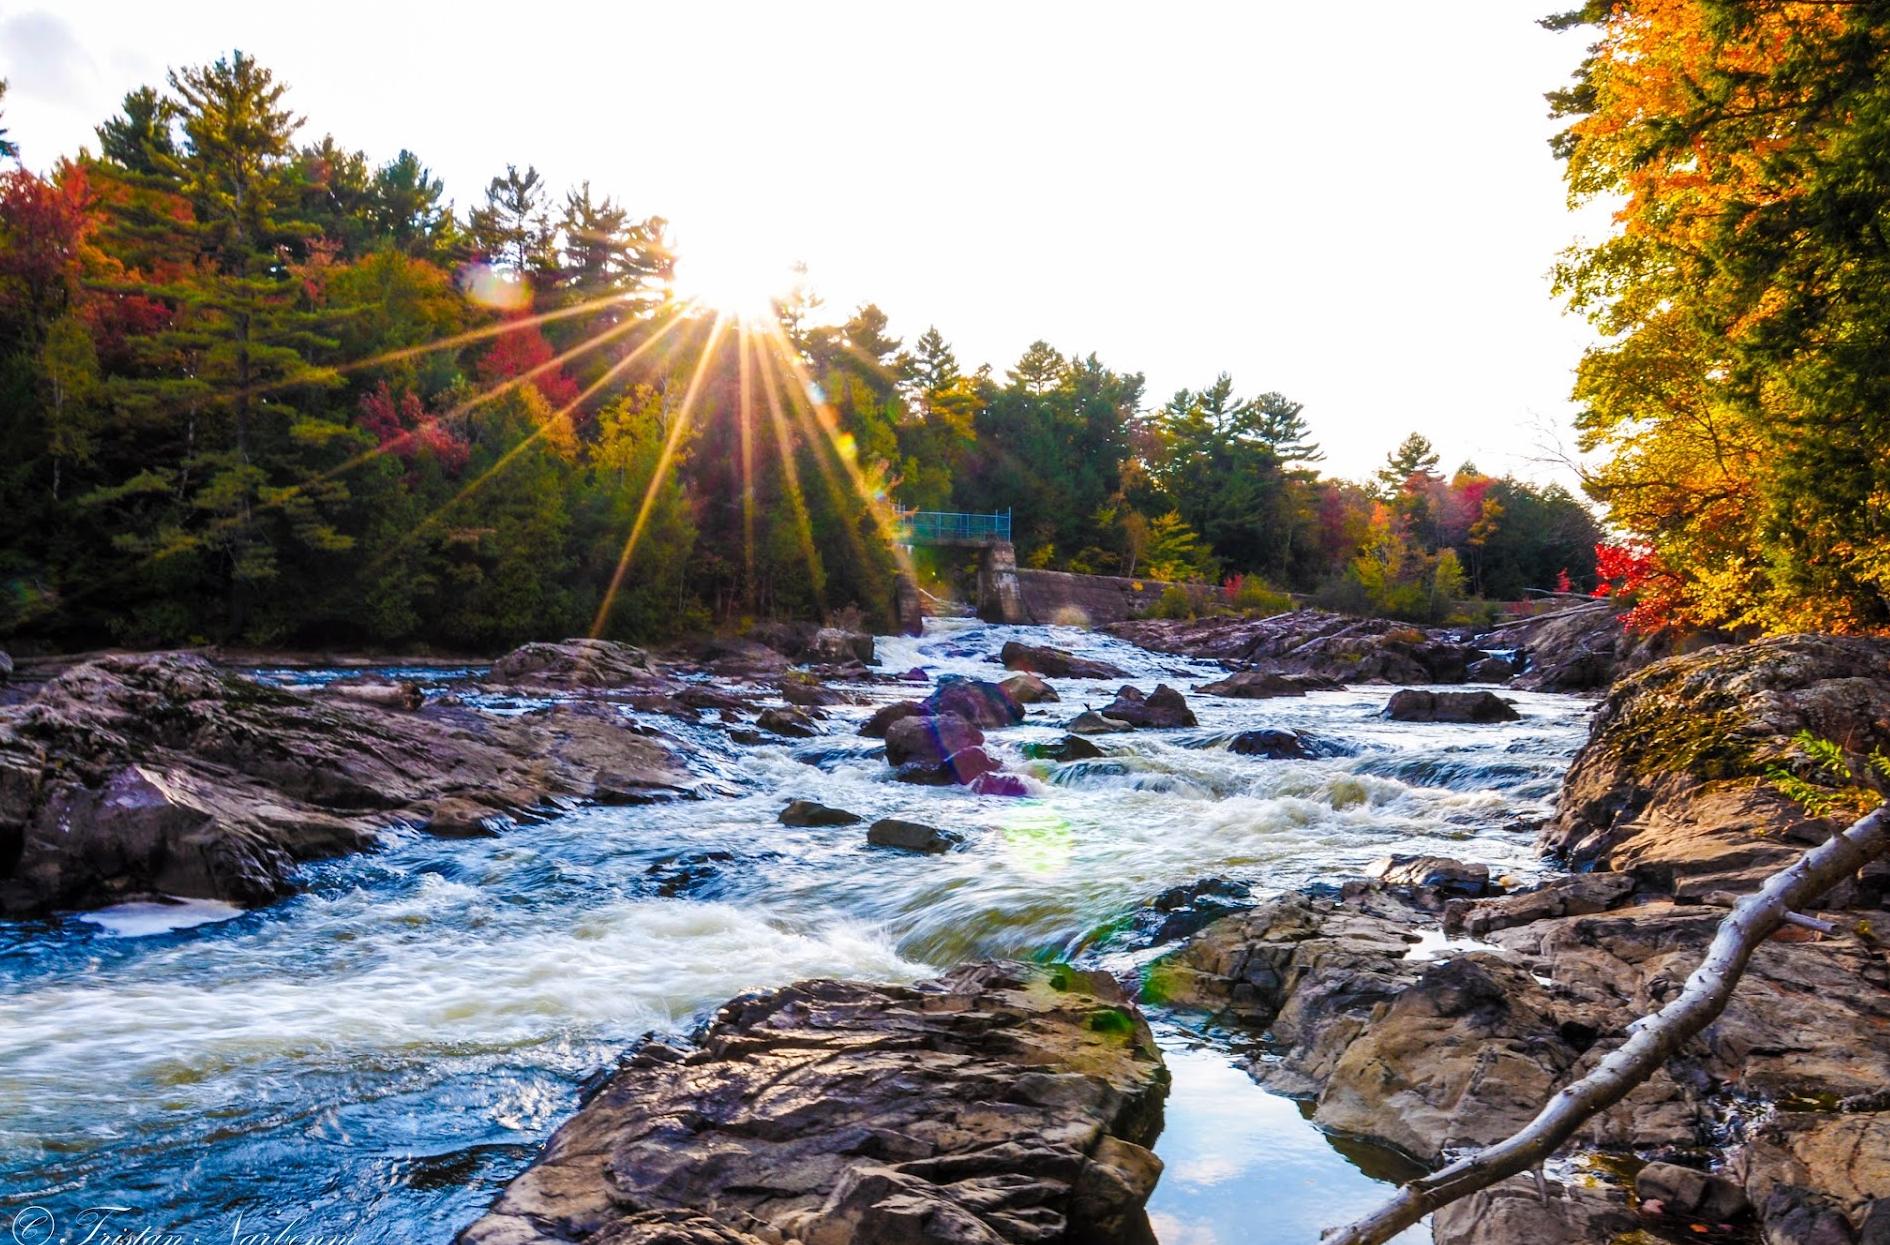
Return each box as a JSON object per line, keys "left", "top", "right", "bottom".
{"left": 998, "top": 641, "right": 1128, "bottom": 680}
{"left": 458, "top": 962, "right": 1169, "bottom": 1245}
{"left": 0, "top": 654, "right": 697, "bottom": 917}
{"left": 859, "top": 700, "right": 925, "bottom": 737}
{"left": 1000, "top": 672, "right": 1060, "bottom": 704}
{"left": 1383, "top": 688, "right": 1519, "bottom": 722}
{"left": 1366, "top": 853, "right": 1492, "bottom": 898}
{"left": 1465, "top": 655, "right": 1517, "bottom": 683}
{"left": 1635, "top": 1160, "right": 1750, "bottom": 1223}
{"left": 705, "top": 639, "right": 792, "bottom": 678}
{"left": 317, "top": 673, "right": 425, "bottom": 711}
{"left": 922, "top": 676, "right": 1025, "bottom": 728}
{"left": 778, "top": 677, "right": 852, "bottom": 708}
{"left": 490, "top": 638, "right": 653, "bottom": 688}
{"left": 1134, "top": 877, "right": 1255, "bottom": 947}
{"left": 1227, "top": 728, "right": 1307, "bottom": 759}
{"left": 677, "top": 685, "right": 747, "bottom": 712}
{"left": 778, "top": 799, "right": 860, "bottom": 827}
{"left": 882, "top": 713, "right": 997, "bottom": 785}
{"left": 1543, "top": 633, "right": 1890, "bottom": 900}
{"left": 866, "top": 818, "right": 964, "bottom": 853}
{"left": 756, "top": 706, "right": 820, "bottom": 738}
{"left": 1443, "top": 872, "right": 1636, "bottom": 937}
{"left": 1068, "top": 710, "right": 1135, "bottom": 735}
{"left": 1109, "top": 609, "right": 1483, "bottom": 684}
{"left": 1476, "top": 600, "right": 1684, "bottom": 693}
{"left": 1430, "top": 1175, "right": 1638, "bottom": 1245}
{"left": 1100, "top": 684, "right": 1196, "bottom": 728}
{"left": 1025, "top": 735, "right": 1106, "bottom": 763}
{"left": 804, "top": 627, "right": 876, "bottom": 666}
{"left": 1195, "top": 670, "right": 1342, "bottom": 698}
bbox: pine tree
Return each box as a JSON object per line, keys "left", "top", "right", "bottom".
{"left": 0, "top": 80, "right": 16, "bottom": 162}
{"left": 468, "top": 163, "right": 554, "bottom": 277}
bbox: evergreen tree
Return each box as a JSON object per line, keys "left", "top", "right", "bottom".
{"left": 468, "top": 163, "right": 553, "bottom": 276}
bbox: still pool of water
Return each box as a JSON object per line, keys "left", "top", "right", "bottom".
{"left": 0, "top": 618, "right": 1591, "bottom": 1243}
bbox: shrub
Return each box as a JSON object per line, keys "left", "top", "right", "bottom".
{"left": 1149, "top": 584, "right": 1195, "bottom": 619}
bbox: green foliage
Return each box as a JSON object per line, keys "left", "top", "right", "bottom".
{"left": 1766, "top": 731, "right": 1890, "bottom": 820}
{"left": 1149, "top": 584, "right": 1195, "bottom": 620}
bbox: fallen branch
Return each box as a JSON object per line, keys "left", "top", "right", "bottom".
{"left": 1322, "top": 802, "right": 1890, "bottom": 1245}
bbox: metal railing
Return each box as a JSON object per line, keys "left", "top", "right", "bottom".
{"left": 897, "top": 508, "right": 1012, "bottom": 546}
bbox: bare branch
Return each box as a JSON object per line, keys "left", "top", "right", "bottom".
{"left": 1323, "top": 802, "right": 1890, "bottom": 1245}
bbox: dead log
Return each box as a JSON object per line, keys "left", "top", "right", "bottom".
{"left": 1323, "top": 802, "right": 1890, "bottom": 1245}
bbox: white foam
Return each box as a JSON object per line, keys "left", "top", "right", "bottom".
{"left": 75, "top": 898, "right": 247, "bottom": 938}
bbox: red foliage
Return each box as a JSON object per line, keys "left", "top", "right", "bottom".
{"left": 359, "top": 382, "right": 470, "bottom": 477}
{"left": 1555, "top": 567, "right": 1573, "bottom": 595}
{"left": 476, "top": 321, "right": 580, "bottom": 410}
{"left": 0, "top": 163, "right": 95, "bottom": 320}
{"left": 84, "top": 293, "right": 173, "bottom": 371}
{"left": 1592, "top": 541, "right": 1679, "bottom": 632}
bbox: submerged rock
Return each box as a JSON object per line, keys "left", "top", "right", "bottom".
{"left": 0, "top": 653, "right": 696, "bottom": 917}
{"left": 1227, "top": 728, "right": 1307, "bottom": 759}
{"left": 1383, "top": 688, "right": 1519, "bottom": 722}
{"left": 866, "top": 817, "right": 963, "bottom": 853}
{"left": 1195, "top": 670, "right": 1342, "bottom": 698}
{"left": 778, "top": 799, "right": 860, "bottom": 827}
{"left": 459, "top": 962, "right": 1169, "bottom": 1245}
{"left": 998, "top": 640, "right": 1128, "bottom": 680}
{"left": 1099, "top": 684, "right": 1197, "bottom": 728}
{"left": 490, "top": 638, "right": 653, "bottom": 688}
{"left": 1025, "top": 734, "right": 1106, "bottom": 763}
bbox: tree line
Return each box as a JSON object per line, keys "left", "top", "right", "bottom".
{"left": 0, "top": 54, "right": 1597, "bottom": 652}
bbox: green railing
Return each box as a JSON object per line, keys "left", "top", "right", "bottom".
{"left": 897, "top": 509, "right": 1012, "bottom": 545}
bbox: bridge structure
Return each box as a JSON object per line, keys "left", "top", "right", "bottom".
{"left": 892, "top": 509, "right": 1026, "bottom": 629}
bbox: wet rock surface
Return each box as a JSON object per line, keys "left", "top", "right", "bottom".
{"left": 778, "top": 800, "right": 860, "bottom": 827}
{"left": 0, "top": 652, "right": 696, "bottom": 916}
{"left": 1544, "top": 633, "right": 1890, "bottom": 899}
{"left": 999, "top": 640, "right": 1129, "bottom": 680}
{"left": 1110, "top": 609, "right": 1485, "bottom": 685}
{"left": 1098, "top": 684, "right": 1197, "bottom": 728}
{"left": 1476, "top": 600, "right": 1684, "bottom": 693}
{"left": 490, "top": 639, "right": 655, "bottom": 689}
{"left": 866, "top": 817, "right": 963, "bottom": 853}
{"left": 1383, "top": 688, "right": 1520, "bottom": 723}
{"left": 1195, "top": 670, "right": 1343, "bottom": 699}
{"left": 459, "top": 961, "right": 1169, "bottom": 1245}
{"left": 999, "top": 672, "right": 1060, "bottom": 704}
{"left": 881, "top": 713, "right": 997, "bottom": 786}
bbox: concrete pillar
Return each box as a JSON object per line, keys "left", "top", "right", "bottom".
{"left": 893, "top": 573, "right": 925, "bottom": 636}
{"left": 976, "top": 542, "right": 1029, "bottom": 624}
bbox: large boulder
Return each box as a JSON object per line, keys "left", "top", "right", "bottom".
{"left": 1383, "top": 688, "right": 1519, "bottom": 723}
{"left": 0, "top": 654, "right": 695, "bottom": 917}
{"left": 859, "top": 700, "right": 926, "bottom": 738}
{"left": 490, "top": 638, "right": 653, "bottom": 689}
{"left": 1024, "top": 735, "right": 1106, "bottom": 763}
{"left": 998, "top": 641, "right": 1128, "bottom": 680}
{"left": 459, "top": 962, "right": 1169, "bottom": 1245}
{"left": 999, "top": 672, "right": 1060, "bottom": 704}
{"left": 922, "top": 676, "right": 1025, "bottom": 728}
{"left": 1099, "top": 684, "right": 1196, "bottom": 728}
{"left": 882, "top": 713, "right": 997, "bottom": 786}
{"left": 1542, "top": 634, "right": 1890, "bottom": 900}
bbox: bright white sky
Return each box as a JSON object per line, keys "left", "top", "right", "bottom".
{"left": 2, "top": 1, "right": 1607, "bottom": 484}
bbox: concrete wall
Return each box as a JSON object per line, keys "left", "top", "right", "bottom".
{"left": 1012, "top": 568, "right": 1181, "bottom": 627}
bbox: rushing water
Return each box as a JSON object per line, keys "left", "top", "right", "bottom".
{"left": 0, "top": 619, "right": 1592, "bottom": 1245}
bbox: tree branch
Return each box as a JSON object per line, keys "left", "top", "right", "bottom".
{"left": 1322, "top": 802, "right": 1890, "bottom": 1245}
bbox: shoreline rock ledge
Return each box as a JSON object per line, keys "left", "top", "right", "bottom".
{"left": 458, "top": 961, "right": 1170, "bottom": 1245}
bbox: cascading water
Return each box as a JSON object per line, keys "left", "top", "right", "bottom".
{"left": 0, "top": 619, "right": 1592, "bottom": 1244}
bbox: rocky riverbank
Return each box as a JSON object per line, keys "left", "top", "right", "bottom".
{"left": 1146, "top": 631, "right": 1890, "bottom": 1244}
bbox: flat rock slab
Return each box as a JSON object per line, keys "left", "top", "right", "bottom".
{"left": 458, "top": 961, "right": 1169, "bottom": 1245}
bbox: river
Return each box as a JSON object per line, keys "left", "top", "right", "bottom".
{"left": 0, "top": 618, "right": 1592, "bottom": 1245}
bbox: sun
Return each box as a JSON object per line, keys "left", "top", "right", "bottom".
{"left": 670, "top": 228, "right": 793, "bottom": 318}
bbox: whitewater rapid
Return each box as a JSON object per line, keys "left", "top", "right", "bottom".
{"left": 0, "top": 618, "right": 1591, "bottom": 1244}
